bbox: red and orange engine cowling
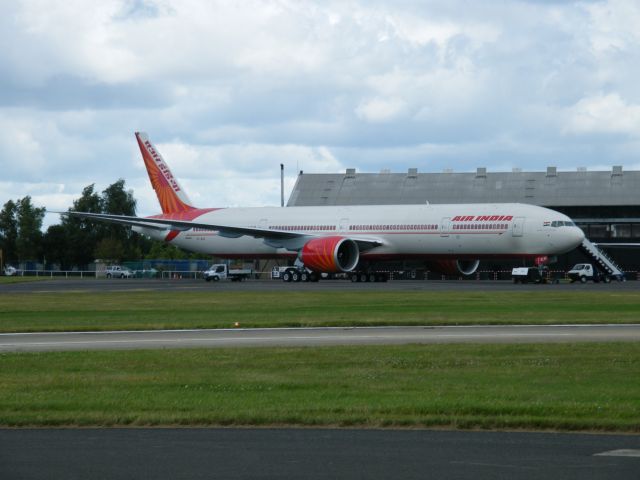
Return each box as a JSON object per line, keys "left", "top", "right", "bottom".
{"left": 426, "top": 259, "right": 480, "bottom": 276}
{"left": 300, "top": 236, "right": 360, "bottom": 273}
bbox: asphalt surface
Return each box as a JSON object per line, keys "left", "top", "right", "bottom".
{"left": 2, "top": 324, "right": 640, "bottom": 352}
{"left": 0, "top": 277, "right": 637, "bottom": 293}
{"left": 1, "top": 428, "right": 639, "bottom": 480}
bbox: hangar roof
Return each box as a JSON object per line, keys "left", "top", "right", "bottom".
{"left": 287, "top": 166, "right": 640, "bottom": 208}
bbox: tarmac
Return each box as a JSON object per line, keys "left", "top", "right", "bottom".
{"left": 2, "top": 324, "right": 640, "bottom": 352}
{"left": 0, "top": 277, "right": 637, "bottom": 293}
{"left": 1, "top": 428, "right": 639, "bottom": 480}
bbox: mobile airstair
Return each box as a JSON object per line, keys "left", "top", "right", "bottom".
{"left": 578, "top": 238, "right": 625, "bottom": 280}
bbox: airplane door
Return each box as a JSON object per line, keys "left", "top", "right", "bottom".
{"left": 259, "top": 218, "right": 268, "bottom": 229}
{"left": 339, "top": 218, "right": 349, "bottom": 232}
{"left": 440, "top": 217, "right": 451, "bottom": 237}
{"left": 512, "top": 217, "right": 525, "bottom": 237}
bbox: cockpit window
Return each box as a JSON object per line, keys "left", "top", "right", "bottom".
{"left": 551, "top": 220, "right": 576, "bottom": 227}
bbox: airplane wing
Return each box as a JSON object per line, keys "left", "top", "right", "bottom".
{"left": 59, "top": 211, "right": 383, "bottom": 251}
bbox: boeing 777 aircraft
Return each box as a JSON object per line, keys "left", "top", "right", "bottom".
{"left": 65, "top": 132, "right": 585, "bottom": 282}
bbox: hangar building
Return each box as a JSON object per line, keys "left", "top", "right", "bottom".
{"left": 287, "top": 166, "right": 640, "bottom": 275}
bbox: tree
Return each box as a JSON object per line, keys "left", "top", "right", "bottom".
{"left": 0, "top": 200, "right": 18, "bottom": 265}
{"left": 15, "top": 196, "right": 45, "bottom": 262}
{"left": 102, "top": 179, "right": 136, "bottom": 216}
{"left": 94, "top": 237, "right": 126, "bottom": 262}
{"left": 54, "top": 180, "right": 144, "bottom": 267}
{"left": 61, "top": 184, "right": 103, "bottom": 268}
{"left": 43, "top": 224, "right": 73, "bottom": 269}
{"left": 99, "top": 179, "right": 138, "bottom": 259}
{"left": 145, "top": 241, "right": 190, "bottom": 260}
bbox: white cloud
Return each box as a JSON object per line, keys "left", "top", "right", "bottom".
{"left": 564, "top": 93, "right": 640, "bottom": 136}
{"left": 584, "top": 0, "right": 640, "bottom": 57}
{"left": 356, "top": 97, "right": 408, "bottom": 123}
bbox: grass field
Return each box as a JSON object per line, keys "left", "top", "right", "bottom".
{"left": 0, "top": 290, "right": 639, "bottom": 333}
{"left": 1, "top": 343, "right": 638, "bottom": 430}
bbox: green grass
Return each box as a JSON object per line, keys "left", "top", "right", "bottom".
{"left": 1, "top": 343, "right": 638, "bottom": 431}
{"left": 0, "top": 290, "right": 639, "bottom": 333}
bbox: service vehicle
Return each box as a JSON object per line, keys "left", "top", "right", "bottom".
{"left": 104, "top": 265, "right": 133, "bottom": 278}
{"left": 512, "top": 266, "right": 550, "bottom": 284}
{"left": 567, "top": 263, "right": 614, "bottom": 283}
{"left": 203, "top": 264, "right": 252, "bottom": 282}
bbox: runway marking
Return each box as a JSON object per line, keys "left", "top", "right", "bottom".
{"left": 0, "top": 332, "right": 615, "bottom": 349}
{"left": 594, "top": 449, "right": 640, "bottom": 457}
{"left": 2, "top": 324, "right": 639, "bottom": 337}
{"left": 2, "top": 325, "right": 640, "bottom": 351}
{"left": 0, "top": 332, "right": 571, "bottom": 343}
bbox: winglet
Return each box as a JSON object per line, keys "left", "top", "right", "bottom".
{"left": 135, "top": 132, "right": 195, "bottom": 214}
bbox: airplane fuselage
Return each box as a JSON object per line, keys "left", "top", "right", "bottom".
{"left": 136, "top": 202, "right": 584, "bottom": 261}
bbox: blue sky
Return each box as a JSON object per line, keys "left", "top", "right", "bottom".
{"left": 1, "top": 0, "right": 639, "bottom": 227}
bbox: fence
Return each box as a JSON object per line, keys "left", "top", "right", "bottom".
{"left": 6, "top": 269, "right": 638, "bottom": 281}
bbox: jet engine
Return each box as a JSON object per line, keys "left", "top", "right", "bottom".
{"left": 426, "top": 259, "right": 480, "bottom": 276}
{"left": 300, "top": 236, "right": 359, "bottom": 273}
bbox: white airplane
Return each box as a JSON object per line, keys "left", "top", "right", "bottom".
{"left": 66, "top": 132, "right": 585, "bottom": 281}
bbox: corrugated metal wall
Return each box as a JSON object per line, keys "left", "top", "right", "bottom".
{"left": 288, "top": 167, "right": 640, "bottom": 208}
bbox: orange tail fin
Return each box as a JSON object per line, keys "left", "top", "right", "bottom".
{"left": 135, "top": 132, "right": 194, "bottom": 214}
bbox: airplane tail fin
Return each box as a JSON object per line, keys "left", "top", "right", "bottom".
{"left": 135, "top": 132, "right": 195, "bottom": 214}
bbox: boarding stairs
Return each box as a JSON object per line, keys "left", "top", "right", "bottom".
{"left": 578, "top": 238, "right": 625, "bottom": 279}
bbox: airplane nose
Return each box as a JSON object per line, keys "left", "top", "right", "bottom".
{"left": 572, "top": 227, "right": 585, "bottom": 247}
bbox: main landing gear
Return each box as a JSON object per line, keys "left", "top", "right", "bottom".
{"left": 349, "top": 272, "right": 388, "bottom": 283}
{"left": 281, "top": 268, "right": 320, "bottom": 283}
{"left": 279, "top": 268, "right": 389, "bottom": 283}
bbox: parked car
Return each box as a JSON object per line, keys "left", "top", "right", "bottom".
{"left": 104, "top": 265, "right": 133, "bottom": 278}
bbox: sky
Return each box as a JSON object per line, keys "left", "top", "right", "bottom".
{"left": 1, "top": 0, "right": 640, "bottom": 228}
